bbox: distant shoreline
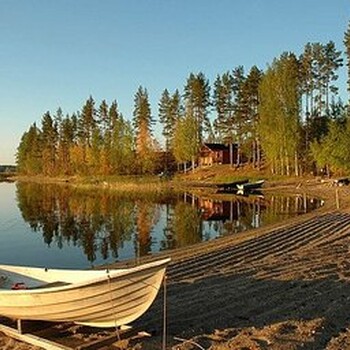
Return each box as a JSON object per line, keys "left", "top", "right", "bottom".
{"left": 6, "top": 170, "right": 349, "bottom": 209}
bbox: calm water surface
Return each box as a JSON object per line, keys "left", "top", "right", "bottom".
{"left": 0, "top": 181, "right": 323, "bottom": 268}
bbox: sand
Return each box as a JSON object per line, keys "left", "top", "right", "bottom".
{"left": 2, "top": 179, "right": 350, "bottom": 349}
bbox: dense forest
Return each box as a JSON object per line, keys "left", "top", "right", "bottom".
{"left": 16, "top": 22, "right": 350, "bottom": 177}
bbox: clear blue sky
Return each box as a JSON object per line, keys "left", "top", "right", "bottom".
{"left": 1, "top": 0, "right": 349, "bottom": 165}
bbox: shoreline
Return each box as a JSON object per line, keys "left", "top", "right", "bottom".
{"left": 129, "top": 180, "right": 350, "bottom": 349}
{"left": 1, "top": 178, "right": 350, "bottom": 349}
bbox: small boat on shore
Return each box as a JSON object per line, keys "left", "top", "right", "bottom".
{"left": 333, "top": 177, "right": 350, "bottom": 186}
{"left": 237, "top": 180, "right": 265, "bottom": 191}
{"left": 216, "top": 179, "right": 249, "bottom": 192}
{"left": 0, "top": 258, "right": 170, "bottom": 328}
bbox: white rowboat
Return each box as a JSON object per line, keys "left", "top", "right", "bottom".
{"left": 0, "top": 258, "right": 170, "bottom": 328}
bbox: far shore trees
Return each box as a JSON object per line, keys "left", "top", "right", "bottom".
{"left": 16, "top": 20, "right": 350, "bottom": 177}
{"left": 17, "top": 98, "right": 136, "bottom": 176}
{"left": 213, "top": 66, "right": 262, "bottom": 168}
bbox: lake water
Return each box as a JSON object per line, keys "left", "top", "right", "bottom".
{"left": 0, "top": 181, "right": 324, "bottom": 269}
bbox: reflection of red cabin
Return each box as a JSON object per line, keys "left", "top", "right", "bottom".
{"left": 199, "top": 143, "right": 236, "bottom": 166}
{"left": 199, "top": 198, "right": 239, "bottom": 221}
{"left": 199, "top": 199, "right": 223, "bottom": 220}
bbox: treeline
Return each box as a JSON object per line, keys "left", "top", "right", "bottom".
{"left": 17, "top": 22, "right": 350, "bottom": 177}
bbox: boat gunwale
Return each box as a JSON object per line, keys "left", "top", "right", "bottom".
{"left": 0, "top": 258, "right": 170, "bottom": 295}
{"left": 236, "top": 179, "right": 265, "bottom": 190}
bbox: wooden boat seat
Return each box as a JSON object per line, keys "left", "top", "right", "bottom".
{"left": 1, "top": 277, "right": 70, "bottom": 290}
{"left": 29, "top": 281, "right": 70, "bottom": 289}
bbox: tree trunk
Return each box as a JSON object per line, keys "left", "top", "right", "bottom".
{"left": 325, "top": 81, "right": 329, "bottom": 115}
{"left": 285, "top": 149, "right": 290, "bottom": 176}
{"left": 294, "top": 151, "right": 299, "bottom": 176}
{"left": 236, "top": 143, "right": 240, "bottom": 167}
{"left": 257, "top": 139, "right": 261, "bottom": 170}
{"left": 230, "top": 142, "right": 233, "bottom": 167}
{"left": 252, "top": 141, "right": 256, "bottom": 168}
{"left": 279, "top": 150, "right": 284, "bottom": 176}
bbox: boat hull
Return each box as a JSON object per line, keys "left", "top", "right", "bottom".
{"left": 236, "top": 180, "right": 265, "bottom": 191}
{"left": 216, "top": 179, "right": 248, "bottom": 190}
{"left": 0, "top": 258, "right": 170, "bottom": 328}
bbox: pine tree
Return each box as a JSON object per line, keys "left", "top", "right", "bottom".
{"left": 300, "top": 43, "right": 314, "bottom": 119}
{"left": 183, "top": 72, "right": 211, "bottom": 144}
{"left": 75, "top": 96, "right": 97, "bottom": 174}
{"left": 58, "top": 115, "right": 76, "bottom": 175}
{"left": 98, "top": 100, "right": 112, "bottom": 175}
{"left": 159, "top": 89, "right": 171, "bottom": 148}
{"left": 243, "top": 66, "right": 263, "bottom": 168}
{"left": 322, "top": 41, "right": 343, "bottom": 114}
{"left": 300, "top": 42, "right": 315, "bottom": 159}
{"left": 299, "top": 41, "right": 343, "bottom": 171}
{"left": 41, "top": 111, "right": 58, "bottom": 175}
{"left": 79, "top": 96, "right": 97, "bottom": 147}
{"left": 159, "top": 89, "right": 182, "bottom": 152}
{"left": 302, "top": 42, "right": 342, "bottom": 119}
{"left": 213, "top": 71, "right": 236, "bottom": 165}
{"left": 213, "top": 72, "right": 234, "bottom": 142}
{"left": 98, "top": 100, "right": 109, "bottom": 136}
{"left": 16, "top": 123, "right": 42, "bottom": 175}
{"left": 133, "top": 86, "right": 155, "bottom": 174}
{"left": 231, "top": 66, "right": 247, "bottom": 166}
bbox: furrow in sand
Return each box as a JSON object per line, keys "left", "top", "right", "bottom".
{"left": 169, "top": 214, "right": 337, "bottom": 269}
{"left": 168, "top": 213, "right": 349, "bottom": 282}
{"left": 167, "top": 217, "right": 323, "bottom": 279}
{"left": 134, "top": 208, "right": 350, "bottom": 348}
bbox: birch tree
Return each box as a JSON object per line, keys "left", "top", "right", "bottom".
{"left": 258, "top": 53, "right": 301, "bottom": 175}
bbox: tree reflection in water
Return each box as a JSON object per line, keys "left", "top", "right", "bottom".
{"left": 16, "top": 182, "right": 135, "bottom": 264}
{"left": 15, "top": 182, "right": 324, "bottom": 265}
{"left": 134, "top": 200, "right": 161, "bottom": 257}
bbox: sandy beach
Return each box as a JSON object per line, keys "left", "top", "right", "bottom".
{"left": 2, "top": 180, "right": 350, "bottom": 349}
